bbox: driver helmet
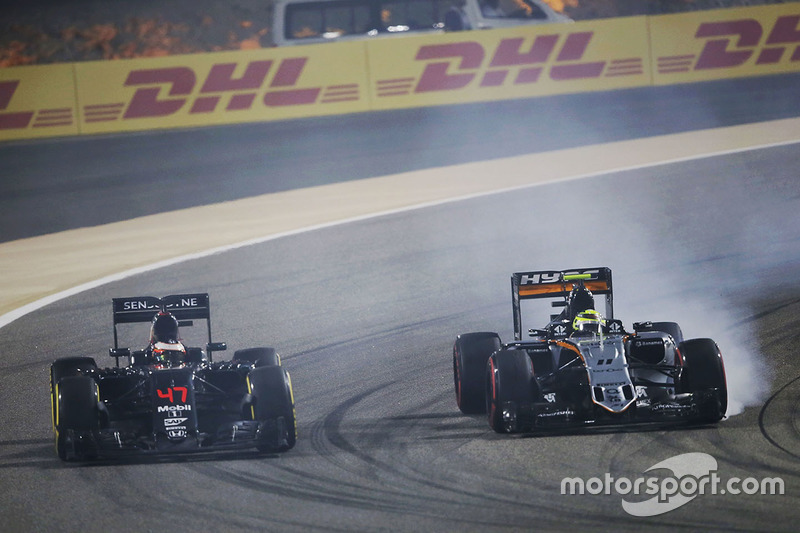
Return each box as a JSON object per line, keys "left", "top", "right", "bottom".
{"left": 572, "top": 309, "right": 604, "bottom": 335}
{"left": 149, "top": 312, "right": 185, "bottom": 363}
{"left": 150, "top": 311, "right": 180, "bottom": 344}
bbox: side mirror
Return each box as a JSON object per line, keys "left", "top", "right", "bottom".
{"left": 109, "top": 347, "right": 131, "bottom": 368}
{"left": 109, "top": 347, "right": 130, "bottom": 358}
{"left": 207, "top": 342, "right": 227, "bottom": 352}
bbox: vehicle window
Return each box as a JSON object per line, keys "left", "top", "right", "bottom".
{"left": 324, "top": 6, "right": 353, "bottom": 36}
{"left": 283, "top": 0, "right": 468, "bottom": 42}
{"left": 380, "top": 1, "right": 408, "bottom": 31}
{"left": 352, "top": 4, "right": 372, "bottom": 32}
{"left": 286, "top": 2, "right": 373, "bottom": 39}
{"left": 380, "top": 0, "right": 461, "bottom": 30}
{"left": 406, "top": 0, "right": 437, "bottom": 28}
{"left": 526, "top": 1, "right": 547, "bottom": 20}
{"left": 287, "top": 6, "right": 324, "bottom": 39}
{"left": 480, "top": 0, "right": 547, "bottom": 20}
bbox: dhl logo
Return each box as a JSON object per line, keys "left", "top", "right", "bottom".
{"left": 378, "top": 32, "right": 643, "bottom": 97}
{"left": 90, "top": 58, "right": 359, "bottom": 121}
{"left": 657, "top": 14, "right": 800, "bottom": 73}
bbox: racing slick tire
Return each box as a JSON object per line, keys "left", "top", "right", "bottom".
{"left": 679, "top": 338, "right": 727, "bottom": 423}
{"left": 247, "top": 366, "right": 296, "bottom": 452}
{"left": 637, "top": 322, "right": 684, "bottom": 344}
{"left": 453, "top": 332, "right": 501, "bottom": 414}
{"left": 50, "top": 357, "right": 97, "bottom": 432}
{"left": 486, "top": 350, "right": 534, "bottom": 434}
{"left": 53, "top": 376, "right": 101, "bottom": 461}
{"left": 234, "top": 347, "right": 281, "bottom": 367}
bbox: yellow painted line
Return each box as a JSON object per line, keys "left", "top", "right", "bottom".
{"left": 2, "top": 117, "right": 800, "bottom": 325}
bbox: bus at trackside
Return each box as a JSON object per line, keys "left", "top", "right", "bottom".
{"left": 271, "top": 0, "right": 571, "bottom": 46}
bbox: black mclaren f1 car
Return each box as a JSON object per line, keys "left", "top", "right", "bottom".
{"left": 452, "top": 267, "right": 727, "bottom": 433}
{"left": 50, "top": 293, "right": 296, "bottom": 461}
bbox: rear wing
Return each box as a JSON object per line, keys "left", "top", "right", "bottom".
{"left": 112, "top": 293, "right": 213, "bottom": 348}
{"left": 511, "top": 268, "right": 613, "bottom": 341}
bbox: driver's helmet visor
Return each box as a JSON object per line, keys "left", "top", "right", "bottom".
{"left": 575, "top": 319, "right": 602, "bottom": 333}
{"left": 572, "top": 310, "right": 604, "bottom": 334}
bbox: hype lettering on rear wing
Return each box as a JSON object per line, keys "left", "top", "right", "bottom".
{"left": 513, "top": 268, "right": 612, "bottom": 300}
{"left": 511, "top": 267, "right": 613, "bottom": 341}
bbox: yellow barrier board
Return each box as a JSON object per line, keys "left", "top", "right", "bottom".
{"left": 0, "top": 64, "right": 78, "bottom": 141}
{"left": 650, "top": 4, "right": 800, "bottom": 85}
{"left": 2, "top": 4, "right": 798, "bottom": 142}
{"left": 365, "top": 17, "right": 651, "bottom": 110}
{"left": 75, "top": 43, "right": 371, "bottom": 134}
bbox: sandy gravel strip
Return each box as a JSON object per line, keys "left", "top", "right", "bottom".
{"left": 2, "top": 117, "right": 799, "bottom": 325}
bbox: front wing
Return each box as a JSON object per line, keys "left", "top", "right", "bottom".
{"left": 58, "top": 417, "right": 292, "bottom": 460}
{"left": 514, "top": 390, "right": 723, "bottom": 430}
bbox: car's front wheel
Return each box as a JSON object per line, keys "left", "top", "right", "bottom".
{"left": 50, "top": 357, "right": 97, "bottom": 446}
{"left": 487, "top": 350, "right": 534, "bottom": 434}
{"left": 54, "top": 376, "right": 100, "bottom": 461}
{"left": 247, "top": 366, "right": 296, "bottom": 452}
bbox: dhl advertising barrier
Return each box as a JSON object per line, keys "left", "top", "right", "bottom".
{"left": 1, "top": 4, "right": 798, "bottom": 142}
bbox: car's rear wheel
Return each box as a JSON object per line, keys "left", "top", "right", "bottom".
{"left": 679, "top": 338, "right": 727, "bottom": 422}
{"left": 54, "top": 376, "right": 100, "bottom": 461}
{"left": 487, "top": 350, "right": 534, "bottom": 434}
{"left": 453, "top": 332, "right": 501, "bottom": 414}
{"left": 234, "top": 347, "right": 280, "bottom": 367}
{"left": 247, "top": 366, "right": 296, "bottom": 452}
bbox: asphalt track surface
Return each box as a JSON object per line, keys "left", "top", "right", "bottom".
{"left": 1, "top": 73, "right": 800, "bottom": 531}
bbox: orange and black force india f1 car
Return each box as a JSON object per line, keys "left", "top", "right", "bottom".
{"left": 452, "top": 267, "right": 727, "bottom": 433}
{"left": 50, "top": 293, "right": 296, "bottom": 461}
